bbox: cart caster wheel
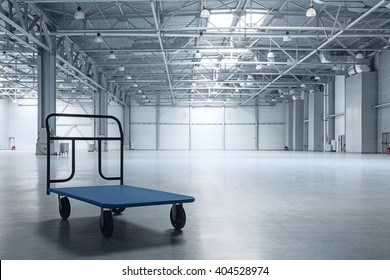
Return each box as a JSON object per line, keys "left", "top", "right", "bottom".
{"left": 112, "top": 208, "right": 125, "bottom": 215}
{"left": 170, "top": 204, "right": 186, "bottom": 230}
{"left": 59, "top": 197, "right": 71, "bottom": 220}
{"left": 100, "top": 210, "right": 113, "bottom": 238}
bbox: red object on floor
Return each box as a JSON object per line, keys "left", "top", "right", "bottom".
{"left": 11, "top": 146, "right": 15, "bottom": 150}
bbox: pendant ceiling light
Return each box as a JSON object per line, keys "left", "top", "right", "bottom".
{"left": 200, "top": 6, "right": 210, "bottom": 18}
{"left": 95, "top": 33, "right": 103, "bottom": 43}
{"left": 306, "top": 1, "right": 316, "bottom": 18}
{"left": 74, "top": 6, "right": 85, "bottom": 20}
{"left": 283, "top": 31, "right": 292, "bottom": 42}
{"left": 108, "top": 51, "right": 116, "bottom": 59}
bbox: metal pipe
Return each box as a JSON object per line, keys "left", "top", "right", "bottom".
{"left": 372, "top": 102, "right": 390, "bottom": 108}
{"left": 329, "top": 112, "right": 345, "bottom": 117}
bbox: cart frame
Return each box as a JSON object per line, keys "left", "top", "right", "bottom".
{"left": 46, "top": 113, "right": 124, "bottom": 193}
{"left": 45, "top": 113, "right": 194, "bottom": 238}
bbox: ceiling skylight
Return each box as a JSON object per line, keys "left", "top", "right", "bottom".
{"left": 207, "top": 11, "right": 233, "bottom": 30}
{"left": 236, "top": 10, "right": 266, "bottom": 33}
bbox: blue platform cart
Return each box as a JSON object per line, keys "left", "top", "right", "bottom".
{"left": 46, "top": 113, "right": 195, "bottom": 238}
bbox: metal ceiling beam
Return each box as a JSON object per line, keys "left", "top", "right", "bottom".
{"left": 241, "top": 0, "right": 389, "bottom": 105}
{"left": 82, "top": 47, "right": 388, "bottom": 52}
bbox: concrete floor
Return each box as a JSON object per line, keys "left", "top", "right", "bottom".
{"left": 1, "top": 150, "right": 390, "bottom": 260}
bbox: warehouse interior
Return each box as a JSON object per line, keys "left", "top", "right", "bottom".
{"left": 1, "top": 0, "right": 390, "bottom": 260}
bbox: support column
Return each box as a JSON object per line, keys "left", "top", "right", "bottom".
{"left": 223, "top": 106, "right": 226, "bottom": 150}
{"left": 189, "top": 106, "right": 192, "bottom": 150}
{"left": 255, "top": 97, "right": 259, "bottom": 150}
{"left": 308, "top": 89, "right": 324, "bottom": 151}
{"left": 327, "top": 79, "right": 336, "bottom": 150}
{"left": 345, "top": 72, "right": 378, "bottom": 153}
{"left": 285, "top": 102, "right": 293, "bottom": 150}
{"left": 94, "top": 89, "right": 108, "bottom": 151}
{"left": 156, "top": 92, "right": 160, "bottom": 150}
{"left": 123, "top": 96, "right": 131, "bottom": 150}
{"left": 293, "top": 99, "right": 304, "bottom": 151}
{"left": 36, "top": 38, "right": 56, "bottom": 155}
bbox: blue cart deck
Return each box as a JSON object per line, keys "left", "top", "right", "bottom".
{"left": 49, "top": 185, "right": 195, "bottom": 209}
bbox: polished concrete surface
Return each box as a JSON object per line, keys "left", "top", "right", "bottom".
{"left": 1, "top": 150, "right": 390, "bottom": 260}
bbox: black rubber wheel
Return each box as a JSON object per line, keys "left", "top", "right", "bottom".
{"left": 59, "top": 197, "right": 71, "bottom": 220}
{"left": 112, "top": 208, "right": 125, "bottom": 215}
{"left": 170, "top": 205, "right": 186, "bottom": 230}
{"left": 100, "top": 210, "right": 114, "bottom": 238}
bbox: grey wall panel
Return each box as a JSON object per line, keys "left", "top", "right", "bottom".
{"left": 346, "top": 74, "right": 362, "bottom": 152}
{"left": 225, "top": 107, "right": 255, "bottom": 123}
{"left": 8, "top": 103, "right": 38, "bottom": 150}
{"left": 0, "top": 99, "right": 9, "bottom": 149}
{"left": 258, "top": 103, "right": 286, "bottom": 150}
{"left": 225, "top": 125, "right": 256, "bottom": 150}
{"left": 308, "top": 91, "right": 324, "bottom": 151}
{"left": 191, "top": 107, "right": 223, "bottom": 123}
{"left": 334, "top": 76, "right": 346, "bottom": 139}
{"left": 159, "top": 125, "right": 189, "bottom": 150}
{"left": 377, "top": 51, "right": 390, "bottom": 152}
{"left": 191, "top": 125, "right": 223, "bottom": 150}
{"left": 285, "top": 103, "right": 293, "bottom": 149}
{"left": 258, "top": 124, "right": 285, "bottom": 150}
{"left": 160, "top": 107, "right": 189, "bottom": 123}
{"left": 131, "top": 106, "right": 157, "bottom": 123}
{"left": 346, "top": 72, "right": 378, "bottom": 153}
{"left": 131, "top": 124, "right": 157, "bottom": 149}
{"left": 361, "top": 72, "right": 378, "bottom": 153}
{"left": 159, "top": 107, "right": 190, "bottom": 150}
{"left": 293, "top": 99, "right": 304, "bottom": 151}
{"left": 259, "top": 104, "right": 285, "bottom": 123}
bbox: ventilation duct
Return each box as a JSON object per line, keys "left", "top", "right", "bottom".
{"left": 318, "top": 51, "right": 356, "bottom": 64}
{"left": 347, "top": 65, "right": 371, "bottom": 76}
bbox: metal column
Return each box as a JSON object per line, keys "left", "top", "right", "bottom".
{"left": 36, "top": 37, "right": 56, "bottom": 155}
{"left": 94, "top": 89, "right": 108, "bottom": 151}
{"left": 123, "top": 97, "right": 131, "bottom": 150}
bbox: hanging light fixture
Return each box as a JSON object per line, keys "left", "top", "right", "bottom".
{"left": 95, "top": 33, "right": 103, "bottom": 43}
{"left": 125, "top": 74, "right": 132, "bottom": 80}
{"left": 74, "top": 6, "right": 85, "bottom": 20}
{"left": 283, "top": 31, "right": 292, "bottom": 42}
{"left": 200, "top": 5, "right": 210, "bottom": 18}
{"left": 194, "top": 50, "right": 202, "bottom": 59}
{"left": 355, "top": 52, "right": 364, "bottom": 59}
{"left": 306, "top": 1, "right": 316, "bottom": 17}
{"left": 256, "top": 64, "right": 262, "bottom": 71}
{"left": 118, "top": 65, "right": 125, "bottom": 71}
{"left": 108, "top": 51, "right": 116, "bottom": 59}
{"left": 332, "top": 65, "right": 338, "bottom": 71}
{"left": 198, "top": 31, "right": 205, "bottom": 41}
{"left": 267, "top": 50, "right": 275, "bottom": 65}
{"left": 314, "top": 75, "right": 321, "bottom": 81}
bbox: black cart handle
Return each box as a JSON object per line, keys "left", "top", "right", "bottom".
{"left": 45, "top": 113, "right": 124, "bottom": 195}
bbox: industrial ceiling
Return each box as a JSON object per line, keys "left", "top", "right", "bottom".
{"left": 1, "top": 0, "right": 390, "bottom": 107}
